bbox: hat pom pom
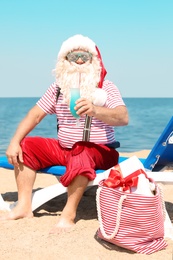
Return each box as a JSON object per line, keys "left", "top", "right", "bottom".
{"left": 92, "top": 88, "right": 107, "bottom": 106}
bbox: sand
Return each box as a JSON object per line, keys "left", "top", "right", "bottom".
{"left": 0, "top": 150, "right": 173, "bottom": 260}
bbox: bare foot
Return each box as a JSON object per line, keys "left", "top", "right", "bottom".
{"left": 0, "top": 205, "right": 33, "bottom": 220}
{"left": 49, "top": 217, "right": 75, "bottom": 234}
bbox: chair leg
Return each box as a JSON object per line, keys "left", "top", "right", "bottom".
{"left": 31, "top": 183, "right": 67, "bottom": 211}
{"left": 0, "top": 194, "right": 11, "bottom": 211}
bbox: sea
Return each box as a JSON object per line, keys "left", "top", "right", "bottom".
{"left": 0, "top": 97, "right": 173, "bottom": 157}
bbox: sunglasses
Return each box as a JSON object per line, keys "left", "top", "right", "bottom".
{"left": 66, "top": 52, "right": 93, "bottom": 63}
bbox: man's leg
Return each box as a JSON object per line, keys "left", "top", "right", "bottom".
{"left": 1, "top": 163, "right": 36, "bottom": 220}
{"left": 1, "top": 137, "right": 66, "bottom": 221}
{"left": 50, "top": 142, "right": 118, "bottom": 233}
{"left": 49, "top": 175, "right": 89, "bottom": 233}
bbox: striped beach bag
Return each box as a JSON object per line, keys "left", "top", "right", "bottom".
{"left": 96, "top": 162, "right": 167, "bottom": 254}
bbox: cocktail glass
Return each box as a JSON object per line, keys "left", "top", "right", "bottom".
{"left": 70, "top": 87, "right": 80, "bottom": 125}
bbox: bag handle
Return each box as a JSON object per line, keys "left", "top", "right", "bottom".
{"left": 96, "top": 186, "right": 127, "bottom": 240}
{"left": 158, "top": 184, "right": 166, "bottom": 221}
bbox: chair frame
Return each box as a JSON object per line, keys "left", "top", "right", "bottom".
{"left": 0, "top": 156, "right": 173, "bottom": 212}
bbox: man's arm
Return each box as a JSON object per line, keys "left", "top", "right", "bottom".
{"left": 6, "top": 105, "right": 47, "bottom": 166}
{"left": 92, "top": 105, "right": 128, "bottom": 126}
{"left": 75, "top": 98, "right": 128, "bottom": 126}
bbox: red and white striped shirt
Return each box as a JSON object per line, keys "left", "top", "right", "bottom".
{"left": 37, "top": 80, "right": 125, "bottom": 148}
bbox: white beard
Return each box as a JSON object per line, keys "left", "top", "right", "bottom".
{"left": 54, "top": 56, "right": 101, "bottom": 105}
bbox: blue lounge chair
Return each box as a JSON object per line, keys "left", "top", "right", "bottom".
{"left": 144, "top": 116, "right": 173, "bottom": 171}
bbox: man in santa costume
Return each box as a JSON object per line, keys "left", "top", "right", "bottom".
{"left": 3, "top": 34, "right": 128, "bottom": 233}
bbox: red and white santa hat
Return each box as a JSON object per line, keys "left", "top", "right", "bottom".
{"left": 58, "top": 34, "right": 107, "bottom": 90}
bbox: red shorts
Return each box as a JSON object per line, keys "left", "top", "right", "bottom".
{"left": 21, "top": 137, "right": 119, "bottom": 187}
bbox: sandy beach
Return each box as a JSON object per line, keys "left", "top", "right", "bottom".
{"left": 0, "top": 150, "right": 173, "bottom": 260}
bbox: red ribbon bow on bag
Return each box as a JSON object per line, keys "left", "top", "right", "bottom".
{"left": 103, "top": 165, "right": 146, "bottom": 192}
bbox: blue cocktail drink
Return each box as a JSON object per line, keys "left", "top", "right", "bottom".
{"left": 70, "top": 87, "right": 80, "bottom": 118}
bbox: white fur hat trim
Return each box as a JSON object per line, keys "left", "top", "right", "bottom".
{"left": 58, "top": 34, "right": 97, "bottom": 59}
{"left": 92, "top": 88, "right": 107, "bottom": 106}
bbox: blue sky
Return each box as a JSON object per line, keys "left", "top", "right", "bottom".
{"left": 0, "top": 0, "right": 172, "bottom": 97}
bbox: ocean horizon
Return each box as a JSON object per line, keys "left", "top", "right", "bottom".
{"left": 0, "top": 97, "right": 173, "bottom": 157}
